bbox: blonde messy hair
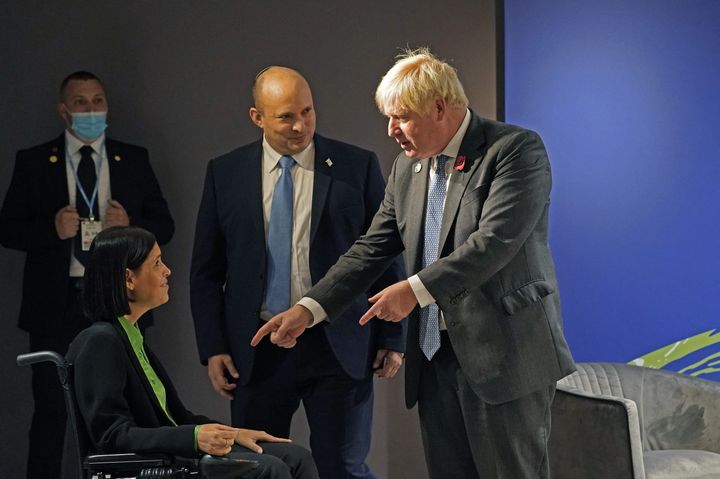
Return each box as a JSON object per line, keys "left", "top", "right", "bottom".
{"left": 375, "top": 47, "right": 469, "bottom": 116}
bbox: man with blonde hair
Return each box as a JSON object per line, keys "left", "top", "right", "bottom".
{"left": 254, "top": 49, "right": 576, "bottom": 478}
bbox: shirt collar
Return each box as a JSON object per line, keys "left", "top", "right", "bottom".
{"left": 438, "top": 108, "right": 471, "bottom": 160}
{"left": 117, "top": 315, "right": 144, "bottom": 348}
{"left": 64, "top": 130, "right": 105, "bottom": 161}
{"left": 262, "top": 137, "right": 315, "bottom": 174}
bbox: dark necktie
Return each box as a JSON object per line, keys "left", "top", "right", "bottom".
{"left": 265, "top": 155, "right": 295, "bottom": 315}
{"left": 419, "top": 154, "right": 449, "bottom": 360}
{"left": 74, "top": 145, "right": 98, "bottom": 265}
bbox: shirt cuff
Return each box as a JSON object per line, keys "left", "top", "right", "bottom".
{"left": 297, "top": 297, "right": 326, "bottom": 327}
{"left": 408, "top": 274, "right": 435, "bottom": 308}
{"left": 194, "top": 425, "right": 200, "bottom": 452}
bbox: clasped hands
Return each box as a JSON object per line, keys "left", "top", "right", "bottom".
{"left": 54, "top": 199, "right": 129, "bottom": 239}
{"left": 250, "top": 279, "right": 417, "bottom": 357}
{"left": 197, "top": 423, "right": 290, "bottom": 456}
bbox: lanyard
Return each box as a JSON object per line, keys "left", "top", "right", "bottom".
{"left": 69, "top": 151, "right": 101, "bottom": 220}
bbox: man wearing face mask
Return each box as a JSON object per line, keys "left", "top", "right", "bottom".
{"left": 0, "top": 70, "right": 174, "bottom": 479}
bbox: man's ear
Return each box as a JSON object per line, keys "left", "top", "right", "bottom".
{"left": 57, "top": 102, "right": 71, "bottom": 127}
{"left": 433, "top": 97, "right": 447, "bottom": 120}
{"left": 249, "top": 107, "right": 264, "bottom": 128}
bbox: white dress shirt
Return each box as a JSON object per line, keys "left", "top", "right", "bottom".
{"left": 259, "top": 138, "right": 317, "bottom": 322}
{"left": 407, "top": 108, "right": 472, "bottom": 329}
{"left": 64, "top": 131, "right": 111, "bottom": 277}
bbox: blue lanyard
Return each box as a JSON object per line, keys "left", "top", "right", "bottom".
{"left": 69, "top": 151, "right": 101, "bottom": 220}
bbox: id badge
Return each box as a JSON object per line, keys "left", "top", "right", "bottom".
{"left": 80, "top": 219, "right": 102, "bottom": 251}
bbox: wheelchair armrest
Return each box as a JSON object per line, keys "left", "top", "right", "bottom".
{"left": 200, "top": 454, "right": 259, "bottom": 479}
{"left": 84, "top": 452, "right": 174, "bottom": 469}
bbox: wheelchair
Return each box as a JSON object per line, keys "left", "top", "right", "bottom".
{"left": 17, "top": 351, "right": 258, "bottom": 479}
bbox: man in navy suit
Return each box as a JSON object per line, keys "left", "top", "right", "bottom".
{"left": 0, "top": 71, "right": 174, "bottom": 479}
{"left": 190, "top": 66, "right": 406, "bottom": 479}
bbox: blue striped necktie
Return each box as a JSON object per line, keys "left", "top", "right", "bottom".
{"left": 265, "top": 155, "right": 295, "bottom": 315}
{"left": 419, "top": 154, "right": 449, "bottom": 360}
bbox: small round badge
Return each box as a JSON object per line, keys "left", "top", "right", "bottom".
{"left": 113, "top": 155, "right": 121, "bottom": 161}
{"left": 49, "top": 155, "right": 58, "bottom": 163}
{"left": 414, "top": 163, "right": 422, "bottom": 173}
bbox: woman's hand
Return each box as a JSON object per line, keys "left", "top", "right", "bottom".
{"left": 235, "top": 428, "right": 291, "bottom": 453}
{"left": 197, "top": 423, "right": 240, "bottom": 456}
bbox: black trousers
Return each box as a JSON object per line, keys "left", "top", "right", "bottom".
{"left": 418, "top": 332, "right": 556, "bottom": 479}
{"left": 232, "top": 325, "right": 375, "bottom": 479}
{"left": 228, "top": 442, "right": 319, "bottom": 479}
{"left": 26, "top": 280, "right": 90, "bottom": 479}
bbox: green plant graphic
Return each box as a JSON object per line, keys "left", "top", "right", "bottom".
{"left": 629, "top": 329, "right": 720, "bottom": 377}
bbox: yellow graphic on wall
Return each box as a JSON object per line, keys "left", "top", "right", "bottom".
{"left": 630, "top": 329, "right": 720, "bottom": 377}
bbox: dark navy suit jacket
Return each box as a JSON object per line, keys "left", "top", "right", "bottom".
{"left": 0, "top": 134, "right": 174, "bottom": 334}
{"left": 190, "top": 134, "right": 406, "bottom": 383}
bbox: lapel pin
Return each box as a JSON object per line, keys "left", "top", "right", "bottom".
{"left": 414, "top": 163, "right": 422, "bottom": 173}
{"left": 113, "top": 155, "right": 121, "bottom": 161}
{"left": 325, "top": 158, "right": 333, "bottom": 167}
{"left": 49, "top": 155, "right": 58, "bottom": 163}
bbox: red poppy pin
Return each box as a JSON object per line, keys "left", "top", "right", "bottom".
{"left": 453, "top": 155, "right": 467, "bottom": 172}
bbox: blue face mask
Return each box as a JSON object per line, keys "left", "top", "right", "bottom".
{"left": 70, "top": 111, "right": 107, "bottom": 141}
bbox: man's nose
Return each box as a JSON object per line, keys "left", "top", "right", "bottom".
{"left": 387, "top": 118, "right": 398, "bottom": 137}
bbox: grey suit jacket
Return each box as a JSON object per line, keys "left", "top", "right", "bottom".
{"left": 306, "top": 112, "right": 575, "bottom": 407}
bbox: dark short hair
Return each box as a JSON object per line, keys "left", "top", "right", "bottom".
{"left": 59, "top": 71, "right": 103, "bottom": 99}
{"left": 83, "top": 226, "right": 156, "bottom": 322}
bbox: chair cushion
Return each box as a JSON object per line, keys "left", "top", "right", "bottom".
{"left": 644, "top": 450, "right": 720, "bottom": 479}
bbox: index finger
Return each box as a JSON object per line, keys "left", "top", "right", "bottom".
{"left": 251, "top": 321, "right": 277, "bottom": 347}
{"left": 258, "top": 431, "right": 292, "bottom": 443}
{"left": 359, "top": 304, "right": 378, "bottom": 326}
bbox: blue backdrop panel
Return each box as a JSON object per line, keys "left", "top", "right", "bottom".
{"left": 504, "top": 0, "right": 720, "bottom": 376}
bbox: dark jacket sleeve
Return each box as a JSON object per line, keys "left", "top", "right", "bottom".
{"left": 362, "top": 152, "right": 407, "bottom": 353}
{"left": 189, "top": 160, "right": 230, "bottom": 364}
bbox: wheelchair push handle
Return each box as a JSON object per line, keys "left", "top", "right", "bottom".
{"left": 17, "top": 350, "right": 66, "bottom": 367}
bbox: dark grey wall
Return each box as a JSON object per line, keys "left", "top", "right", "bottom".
{"left": 0, "top": 1, "right": 497, "bottom": 476}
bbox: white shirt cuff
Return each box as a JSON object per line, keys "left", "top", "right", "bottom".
{"left": 408, "top": 274, "right": 436, "bottom": 308}
{"left": 297, "top": 297, "right": 327, "bottom": 327}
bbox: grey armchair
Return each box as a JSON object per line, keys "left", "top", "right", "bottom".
{"left": 549, "top": 362, "right": 720, "bottom": 479}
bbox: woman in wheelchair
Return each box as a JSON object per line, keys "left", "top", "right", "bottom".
{"left": 67, "top": 226, "right": 319, "bottom": 479}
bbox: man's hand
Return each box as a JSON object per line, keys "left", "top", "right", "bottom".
{"left": 251, "top": 305, "right": 313, "bottom": 348}
{"left": 234, "top": 429, "right": 291, "bottom": 454}
{"left": 373, "top": 349, "right": 404, "bottom": 379}
{"left": 105, "top": 199, "right": 130, "bottom": 227}
{"left": 359, "top": 280, "right": 417, "bottom": 325}
{"left": 55, "top": 205, "right": 79, "bottom": 239}
{"left": 207, "top": 354, "right": 239, "bottom": 399}
{"left": 197, "top": 423, "right": 240, "bottom": 456}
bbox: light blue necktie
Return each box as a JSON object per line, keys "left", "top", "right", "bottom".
{"left": 420, "top": 155, "right": 449, "bottom": 360}
{"left": 265, "top": 155, "right": 295, "bottom": 315}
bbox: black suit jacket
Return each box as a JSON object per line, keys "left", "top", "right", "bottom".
{"left": 67, "top": 320, "right": 213, "bottom": 457}
{"left": 0, "top": 134, "right": 174, "bottom": 334}
{"left": 190, "top": 134, "right": 406, "bottom": 383}
{"left": 306, "top": 113, "right": 576, "bottom": 406}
